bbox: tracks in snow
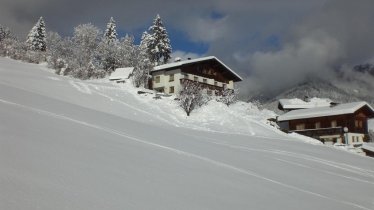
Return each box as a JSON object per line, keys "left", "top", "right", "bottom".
{"left": 0, "top": 97, "right": 372, "bottom": 210}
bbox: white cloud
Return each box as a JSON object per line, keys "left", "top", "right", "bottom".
{"left": 240, "top": 0, "right": 374, "bottom": 96}
{"left": 249, "top": 30, "right": 343, "bottom": 93}
{"left": 2, "top": 0, "right": 374, "bottom": 97}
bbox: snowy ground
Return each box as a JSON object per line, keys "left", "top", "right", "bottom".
{"left": 1, "top": 57, "right": 374, "bottom": 210}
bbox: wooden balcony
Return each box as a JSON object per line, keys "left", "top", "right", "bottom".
{"left": 180, "top": 78, "right": 225, "bottom": 92}
{"left": 291, "top": 127, "right": 344, "bottom": 138}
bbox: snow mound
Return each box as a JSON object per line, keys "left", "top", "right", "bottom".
{"left": 288, "top": 132, "right": 323, "bottom": 145}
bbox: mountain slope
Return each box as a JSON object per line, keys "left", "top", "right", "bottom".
{"left": 1, "top": 57, "right": 374, "bottom": 210}
{"left": 263, "top": 72, "right": 374, "bottom": 114}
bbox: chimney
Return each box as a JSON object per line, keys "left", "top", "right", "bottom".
{"left": 174, "top": 57, "right": 182, "bottom": 62}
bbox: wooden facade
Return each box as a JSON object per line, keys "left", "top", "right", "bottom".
{"left": 278, "top": 104, "right": 374, "bottom": 144}
{"left": 288, "top": 107, "right": 371, "bottom": 134}
{"left": 150, "top": 56, "right": 242, "bottom": 94}
{"left": 180, "top": 60, "right": 239, "bottom": 83}
{"left": 179, "top": 78, "right": 224, "bottom": 93}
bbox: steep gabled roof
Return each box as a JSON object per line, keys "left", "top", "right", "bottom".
{"left": 362, "top": 143, "right": 374, "bottom": 153}
{"left": 152, "top": 56, "right": 243, "bottom": 82}
{"left": 109, "top": 67, "right": 134, "bottom": 80}
{"left": 278, "top": 101, "right": 374, "bottom": 121}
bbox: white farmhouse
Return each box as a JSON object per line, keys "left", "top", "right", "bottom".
{"left": 150, "top": 56, "right": 242, "bottom": 94}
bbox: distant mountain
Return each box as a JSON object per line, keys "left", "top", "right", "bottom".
{"left": 260, "top": 65, "right": 374, "bottom": 113}
{"left": 353, "top": 63, "right": 374, "bottom": 76}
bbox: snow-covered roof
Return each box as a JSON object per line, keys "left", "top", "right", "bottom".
{"left": 279, "top": 98, "right": 332, "bottom": 110}
{"left": 109, "top": 67, "right": 134, "bottom": 80}
{"left": 152, "top": 56, "right": 243, "bottom": 82}
{"left": 362, "top": 143, "right": 374, "bottom": 153}
{"left": 278, "top": 101, "right": 374, "bottom": 121}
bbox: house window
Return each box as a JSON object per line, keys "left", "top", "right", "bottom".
{"left": 169, "top": 86, "right": 174, "bottom": 94}
{"left": 155, "top": 87, "right": 164, "bottom": 93}
{"left": 169, "top": 74, "right": 174, "bottom": 82}
{"left": 315, "top": 122, "right": 321, "bottom": 129}
{"left": 331, "top": 120, "right": 337, "bottom": 127}
{"left": 194, "top": 76, "right": 198, "bottom": 81}
{"left": 356, "top": 120, "right": 363, "bottom": 128}
{"left": 155, "top": 76, "right": 160, "bottom": 83}
{"left": 214, "top": 81, "right": 218, "bottom": 86}
{"left": 203, "top": 78, "right": 207, "bottom": 83}
{"left": 296, "top": 123, "right": 305, "bottom": 130}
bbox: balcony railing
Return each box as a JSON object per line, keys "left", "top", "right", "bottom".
{"left": 180, "top": 78, "right": 225, "bottom": 91}
{"left": 291, "top": 127, "right": 344, "bottom": 138}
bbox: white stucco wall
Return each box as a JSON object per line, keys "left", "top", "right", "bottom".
{"left": 319, "top": 133, "right": 364, "bottom": 145}
{"left": 151, "top": 70, "right": 235, "bottom": 94}
{"left": 346, "top": 133, "right": 365, "bottom": 144}
{"left": 228, "top": 81, "right": 234, "bottom": 89}
{"left": 152, "top": 69, "right": 183, "bottom": 94}
{"left": 369, "top": 119, "right": 374, "bottom": 131}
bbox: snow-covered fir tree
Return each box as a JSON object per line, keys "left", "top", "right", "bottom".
{"left": 98, "top": 17, "right": 120, "bottom": 73}
{"left": 97, "top": 40, "right": 118, "bottom": 73}
{"left": 146, "top": 14, "right": 172, "bottom": 65}
{"left": 103, "top": 17, "right": 118, "bottom": 44}
{"left": 117, "top": 35, "right": 136, "bottom": 67}
{"left": 26, "top": 17, "right": 46, "bottom": 51}
{"left": 0, "top": 25, "right": 13, "bottom": 42}
{"left": 132, "top": 33, "right": 153, "bottom": 88}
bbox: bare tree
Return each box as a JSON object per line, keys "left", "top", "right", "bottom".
{"left": 216, "top": 88, "right": 239, "bottom": 106}
{"left": 178, "top": 80, "right": 206, "bottom": 116}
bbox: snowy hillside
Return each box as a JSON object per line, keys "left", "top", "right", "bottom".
{"left": 1, "top": 57, "right": 374, "bottom": 210}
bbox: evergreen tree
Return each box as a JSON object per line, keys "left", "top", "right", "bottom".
{"left": 0, "top": 25, "right": 13, "bottom": 42}
{"left": 147, "top": 14, "right": 172, "bottom": 65}
{"left": 132, "top": 34, "right": 153, "bottom": 88}
{"left": 26, "top": 17, "right": 46, "bottom": 51}
{"left": 139, "top": 31, "right": 152, "bottom": 58}
{"left": 103, "top": 17, "right": 118, "bottom": 44}
{"left": 97, "top": 17, "right": 119, "bottom": 73}
{"left": 97, "top": 40, "right": 118, "bottom": 73}
{"left": 117, "top": 35, "right": 136, "bottom": 67}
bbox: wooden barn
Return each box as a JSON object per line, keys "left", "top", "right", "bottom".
{"left": 277, "top": 101, "right": 374, "bottom": 145}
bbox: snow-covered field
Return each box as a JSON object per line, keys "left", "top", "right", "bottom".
{"left": 1, "top": 57, "right": 374, "bottom": 210}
